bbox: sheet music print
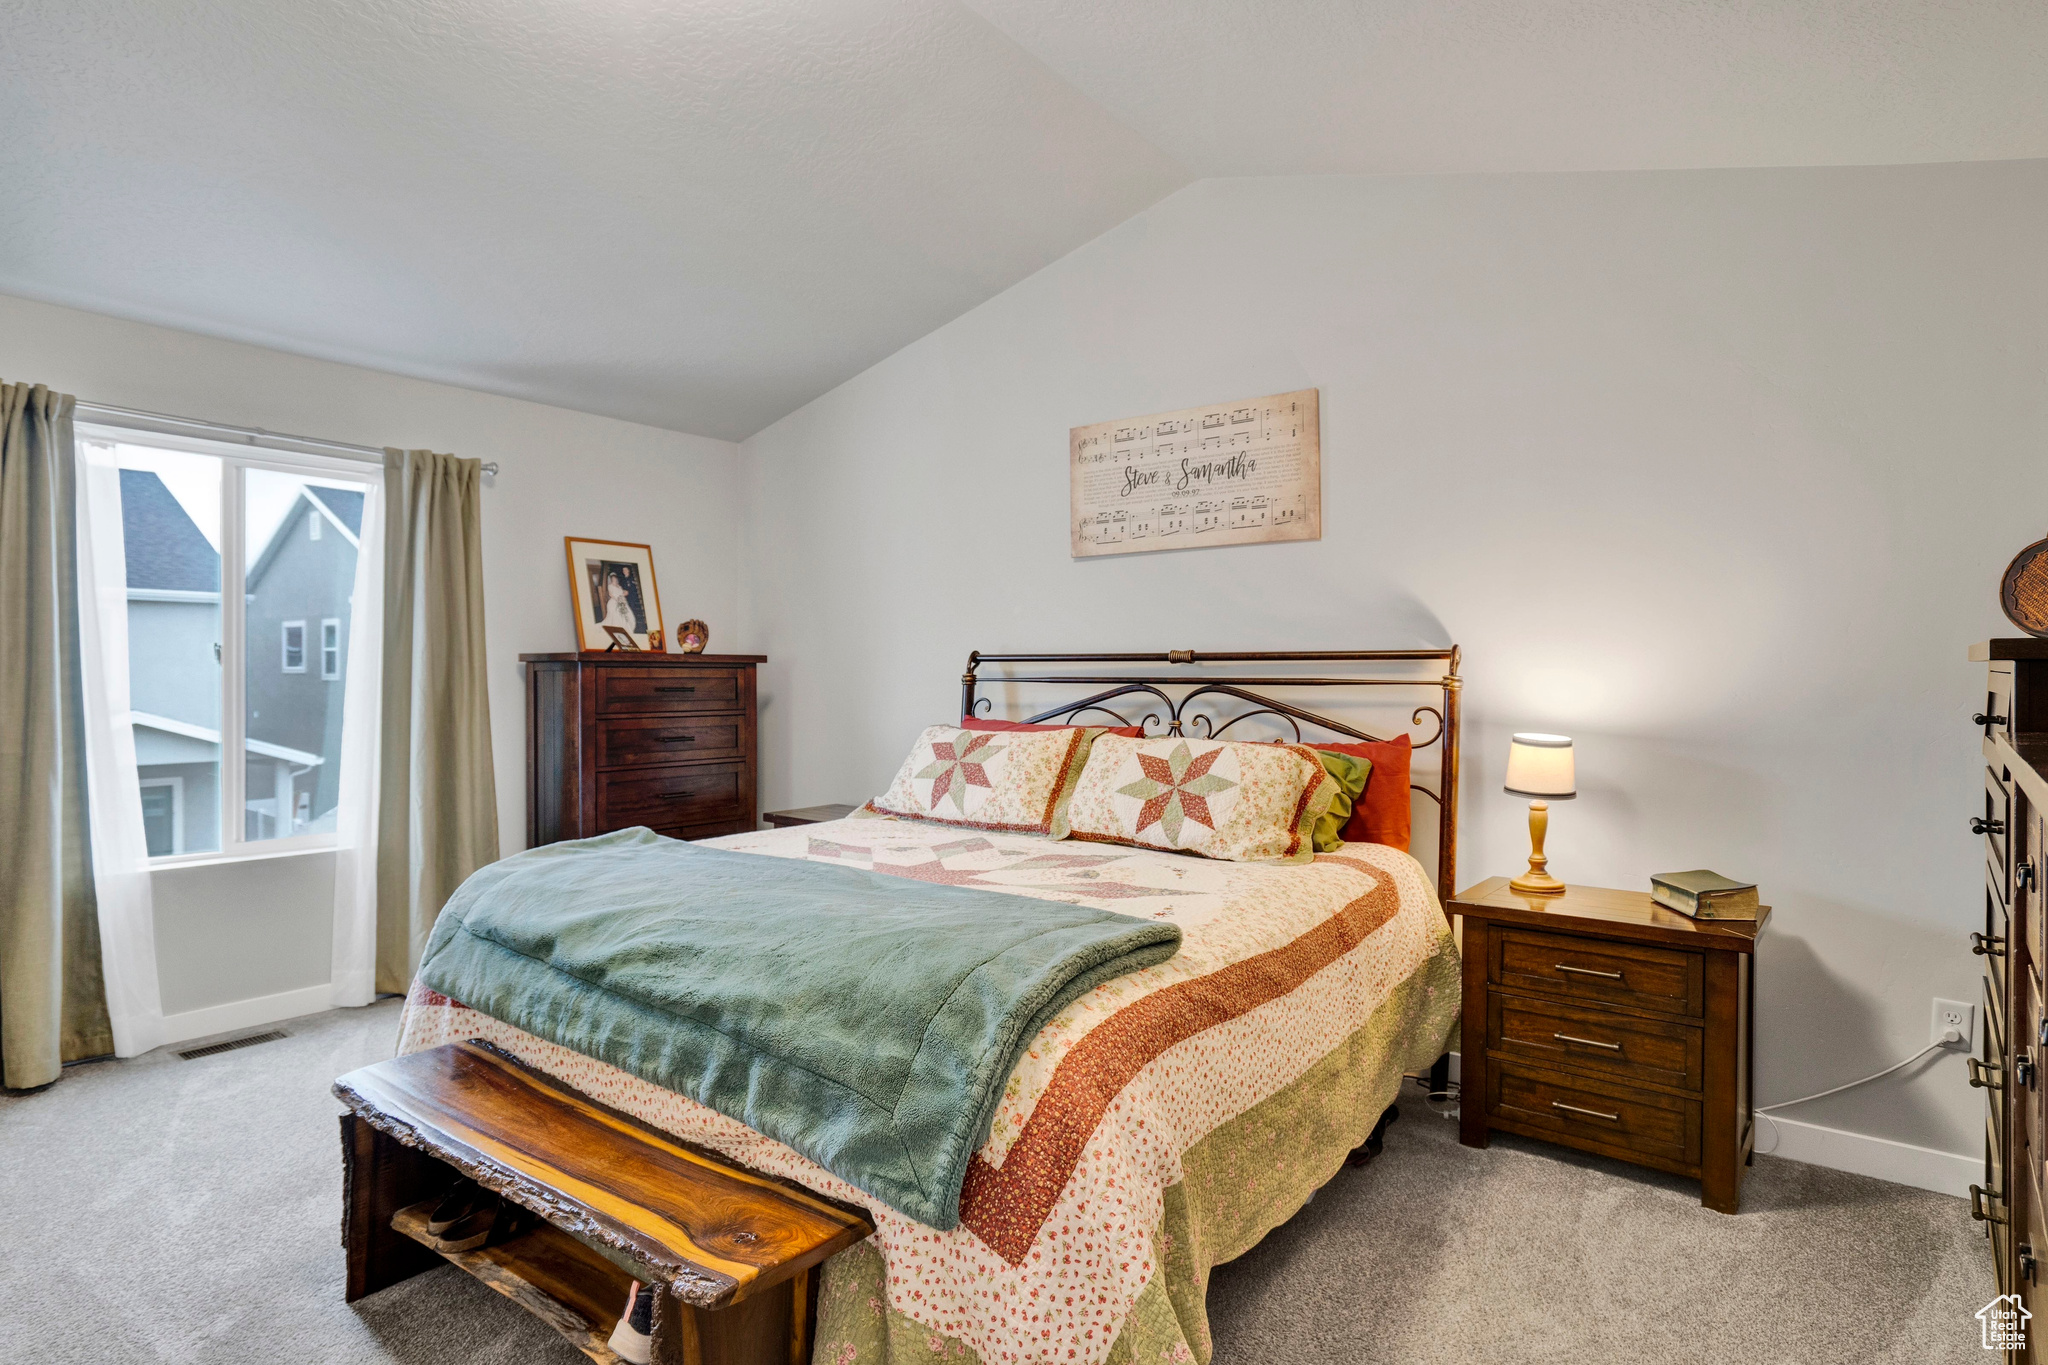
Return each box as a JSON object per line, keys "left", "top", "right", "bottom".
{"left": 1070, "top": 388, "right": 1321, "bottom": 557}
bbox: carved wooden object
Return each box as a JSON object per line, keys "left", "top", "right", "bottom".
{"left": 336, "top": 1041, "right": 872, "bottom": 1364}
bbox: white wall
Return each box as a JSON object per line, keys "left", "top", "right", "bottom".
{"left": 738, "top": 161, "right": 2048, "bottom": 1168}
{"left": 0, "top": 292, "right": 740, "bottom": 1026}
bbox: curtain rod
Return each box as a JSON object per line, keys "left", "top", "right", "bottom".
{"left": 73, "top": 400, "right": 501, "bottom": 476}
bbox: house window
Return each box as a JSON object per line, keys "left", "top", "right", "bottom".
{"left": 82, "top": 424, "right": 373, "bottom": 861}
{"left": 139, "top": 777, "right": 184, "bottom": 857}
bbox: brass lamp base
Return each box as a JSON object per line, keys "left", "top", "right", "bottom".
{"left": 1509, "top": 800, "right": 1566, "bottom": 896}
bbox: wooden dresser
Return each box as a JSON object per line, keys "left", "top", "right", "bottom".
{"left": 1973, "top": 640, "right": 2048, "bottom": 1346}
{"left": 521, "top": 652, "right": 764, "bottom": 847}
{"left": 1451, "top": 879, "right": 1764, "bottom": 1213}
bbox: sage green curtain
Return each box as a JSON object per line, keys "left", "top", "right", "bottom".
{"left": 375, "top": 449, "right": 498, "bottom": 993}
{"left": 0, "top": 382, "right": 113, "bottom": 1088}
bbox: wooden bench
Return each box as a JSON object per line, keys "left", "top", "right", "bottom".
{"left": 335, "top": 1041, "right": 873, "bottom": 1365}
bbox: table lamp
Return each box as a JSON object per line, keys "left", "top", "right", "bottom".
{"left": 1504, "top": 733, "right": 1575, "bottom": 895}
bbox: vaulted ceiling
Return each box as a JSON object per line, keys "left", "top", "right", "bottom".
{"left": 5, "top": 1, "right": 2043, "bottom": 440}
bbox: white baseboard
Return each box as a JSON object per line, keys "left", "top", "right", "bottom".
{"left": 1440, "top": 1052, "right": 1973, "bottom": 1199}
{"left": 157, "top": 983, "right": 339, "bottom": 1048}
{"left": 1759, "top": 1113, "right": 1977, "bottom": 1198}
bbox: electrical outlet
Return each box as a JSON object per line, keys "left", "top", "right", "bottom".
{"left": 1933, "top": 998, "right": 1977, "bottom": 1050}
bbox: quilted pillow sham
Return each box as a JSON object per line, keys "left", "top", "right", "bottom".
{"left": 867, "top": 724, "right": 1102, "bottom": 836}
{"left": 1065, "top": 734, "right": 1335, "bottom": 864}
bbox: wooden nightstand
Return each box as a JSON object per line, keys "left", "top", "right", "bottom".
{"left": 1450, "top": 878, "right": 1767, "bottom": 1213}
{"left": 762, "top": 803, "right": 858, "bottom": 829}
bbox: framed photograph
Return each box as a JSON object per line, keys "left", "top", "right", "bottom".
{"left": 564, "top": 537, "right": 664, "bottom": 652}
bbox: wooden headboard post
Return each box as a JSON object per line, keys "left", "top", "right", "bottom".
{"left": 959, "top": 647, "right": 1462, "bottom": 899}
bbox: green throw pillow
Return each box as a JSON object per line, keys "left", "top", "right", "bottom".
{"left": 1309, "top": 749, "right": 1372, "bottom": 853}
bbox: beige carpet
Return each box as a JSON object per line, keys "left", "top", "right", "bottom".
{"left": 0, "top": 999, "right": 1993, "bottom": 1364}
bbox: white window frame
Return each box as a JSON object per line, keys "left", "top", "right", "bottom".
{"left": 321, "top": 618, "right": 341, "bottom": 680}
{"left": 309, "top": 511, "right": 322, "bottom": 541}
{"left": 138, "top": 776, "right": 185, "bottom": 857}
{"left": 282, "top": 620, "right": 307, "bottom": 673}
{"left": 79, "top": 420, "right": 377, "bottom": 865}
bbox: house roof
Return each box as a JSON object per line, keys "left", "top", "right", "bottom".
{"left": 246, "top": 486, "right": 361, "bottom": 590}
{"left": 306, "top": 485, "right": 363, "bottom": 537}
{"left": 120, "top": 469, "right": 219, "bottom": 593}
{"left": 131, "top": 712, "right": 324, "bottom": 767}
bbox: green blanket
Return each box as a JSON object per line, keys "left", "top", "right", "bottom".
{"left": 414, "top": 828, "right": 1183, "bottom": 1229}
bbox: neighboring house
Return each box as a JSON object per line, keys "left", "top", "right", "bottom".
{"left": 242, "top": 486, "right": 361, "bottom": 833}
{"left": 123, "top": 469, "right": 224, "bottom": 856}
{"left": 121, "top": 470, "right": 354, "bottom": 853}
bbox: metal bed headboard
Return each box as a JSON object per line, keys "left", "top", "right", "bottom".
{"left": 960, "top": 648, "right": 1462, "bottom": 896}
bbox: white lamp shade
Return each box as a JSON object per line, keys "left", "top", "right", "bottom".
{"left": 1505, "top": 733, "right": 1575, "bottom": 799}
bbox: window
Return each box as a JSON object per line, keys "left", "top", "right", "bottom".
{"left": 82, "top": 425, "right": 373, "bottom": 860}
{"left": 139, "top": 777, "right": 184, "bottom": 857}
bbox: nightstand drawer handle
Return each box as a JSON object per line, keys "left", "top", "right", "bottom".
{"left": 1553, "top": 1032, "right": 1622, "bottom": 1051}
{"left": 654, "top": 686, "right": 696, "bottom": 694}
{"left": 1554, "top": 964, "right": 1624, "bottom": 980}
{"left": 658, "top": 734, "right": 698, "bottom": 744}
{"left": 1551, "top": 1101, "right": 1620, "bottom": 1122}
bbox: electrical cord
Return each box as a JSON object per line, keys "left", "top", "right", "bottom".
{"left": 1405, "top": 1070, "right": 1461, "bottom": 1119}
{"left": 1752, "top": 1037, "right": 1954, "bottom": 1155}
{"left": 1411, "top": 1038, "right": 1956, "bottom": 1151}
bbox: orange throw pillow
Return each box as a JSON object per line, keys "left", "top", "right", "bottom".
{"left": 1313, "top": 736, "right": 1412, "bottom": 852}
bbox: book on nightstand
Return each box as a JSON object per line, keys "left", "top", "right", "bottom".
{"left": 1650, "top": 869, "right": 1761, "bottom": 920}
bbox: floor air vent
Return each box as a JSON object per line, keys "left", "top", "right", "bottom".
{"left": 177, "top": 1029, "right": 288, "bottom": 1061}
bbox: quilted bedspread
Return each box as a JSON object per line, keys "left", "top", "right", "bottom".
{"left": 396, "top": 815, "right": 1459, "bottom": 1365}
{"left": 412, "top": 827, "right": 1181, "bottom": 1229}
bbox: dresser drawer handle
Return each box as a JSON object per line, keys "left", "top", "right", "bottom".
{"left": 1551, "top": 1101, "right": 1620, "bottom": 1122}
{"left": 1968, "top": 1057, "right": 2004, "bottom": 1091}
{"left": 1553, "top": 1032, "right": 1622, "bottom": 1051}
{"left": 1972, "top": 1184, "right": 2008, "bottom": 1224}
{"left": 1976, "top": 712, "right": 2008, "bottom": 728}
{"left": 1554, "top": 964, "right": 1624, "bottom": 980}
{"left": 658, "top": 734, "right": 698, "bottom": 744}
{"left": 1973, "top": 932, "right": 2008, "bottom": 958}
{"left": 654, "top": 685, "right": 696, "bottom": 694}
{"left": 1973, "top": 816, "right": 2006, "bottom": 836}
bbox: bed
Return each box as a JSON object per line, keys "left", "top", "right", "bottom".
{"left": 393, "top": 648, "right": 1465, "bottom": 1365}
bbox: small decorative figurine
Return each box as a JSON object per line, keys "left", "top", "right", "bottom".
{"left": 646, "top": 627, "right": 664, "bottom": 652}
{"left": 678, "top": 619, "right": 709, "bottom": 654}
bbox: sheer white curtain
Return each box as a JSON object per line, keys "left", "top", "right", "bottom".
{"left": 329, "top": 480, "right": 384, "bottom": 1007}
{"left": 74, "top": 442, "right": 165, "bottom": 1057}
